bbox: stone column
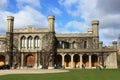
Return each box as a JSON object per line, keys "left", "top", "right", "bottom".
{"left": 89, "top": 54, "right": 92, "bottom": 68}
{"left": 34, "top": 53, "right": 37, "bottom": 69}
{"left": 21, "top": 52, "right": 24, "bottom": 69}
{"left": 80, "top": 54, "right": 83, "bottom": 68}
{"left": 98, "top": 55, "right": 100, "bottom": 65}
{"left": 62, "top": 54, "right": 65, "bottom": 67}
{"left": 71, "top": 54, "right": 74, "bottom": 68}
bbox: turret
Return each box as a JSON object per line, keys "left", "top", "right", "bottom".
{"left": 92, "top": 20, "right": 99, "bottom": 36}
{"left": 112, "top": 41, "right": 117, "bottom": 50}
{"left": 88, "top": 28, "right": 93, "bottom": 34}
{"left": 99, "top": 41, "right": 103, "bottom": 49}
{"left": 7, "top": 16, "right": 14, "bottom": 33}
{"left": 48, "top": 16, "right": 55, "bottom": 32}
{"left": 6, "top": 16, "right": 14, "bottom": 67}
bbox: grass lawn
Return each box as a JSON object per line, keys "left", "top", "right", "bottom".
{"left": 0, "top": 69, "right": 120, "bottom": 80}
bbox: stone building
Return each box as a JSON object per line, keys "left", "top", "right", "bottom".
{"left": 0, "top": 16, "right": 118, "bottom": 69}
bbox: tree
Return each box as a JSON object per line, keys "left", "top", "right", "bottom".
{"left": 40, "top": 32, "right": 55, "bottom": 69}
{"left": 0, "top": 38, "right": 20, "bottom": 69}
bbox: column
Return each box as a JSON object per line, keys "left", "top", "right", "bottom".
{"left": 71, "top": 54, "right": 74, "bottom": 68}
{"left": 62, "top": 54, "right": 65, "bottom": 67}
{"left": 98, "top": 55, "right": 100, "bottom": 65}
{"left": 21, "top": 52, "right": 24, "bottom": 69}
{"left": 80, "top": 54, "right": 83, "bottom": 68}
{"left": 89, "top": 54, "right": 92, "bottom": 68}
{"left": 34, "top": 53, "right": 37, "bottom": 69}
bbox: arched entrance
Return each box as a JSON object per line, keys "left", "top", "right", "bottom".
{"left": 65, "top": 54, "right": 71, "bottom": 67}
{"left": 73, "top": 54, "right": 80, "bottom": 68}
{"left": 82, "top": 54, "right": 89, "bottom": 67}
{"left": 0, "top": 55, "right": 5, "bottom": 66}
{"left": 92, "top": 54, "right": 98, "bottom": 67}
{"left": 26, "top": 54, "right": 35, "bottom": 68}
{"left": 54, "top": 54, "right": 62, "bottom": 67}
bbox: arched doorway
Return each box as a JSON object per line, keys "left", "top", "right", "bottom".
{"left": 26, "top": 54, "right": 35, "bottom": 68}
{"left": 0, "top": 55, "right": 5, "bottom": 66}
{"left": 65, "top": 54, "right": 71, "bottom": 67}
{"left": 54, "top": 54, "right": 62, "bottom": 67}
{"left": 73, "top": 54, "right": 80, "bottom": 68}
{"left": 82, "top": 54, "right": 89, "bottom": 67}
{"left": 92, "top": 54, "right": 98, "bottom": 67}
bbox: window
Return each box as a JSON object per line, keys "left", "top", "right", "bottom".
{"left": 21, "top": 36, "right": 26, "bottom": 48}
{"left": 73, "top": 41, "right": 77, "bottom": 49}
{"left": 34, "top": 36, "right": 40, "bottom": 48}
{"left": 84, "top": 41, "right": 87, "bottom": 49}
{"left": 28, "top": 36, "right": 32, "bottom": 48}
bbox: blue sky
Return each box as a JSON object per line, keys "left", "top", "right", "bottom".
{"left": 0, "top": 0, "right": 120, "bottom": 46}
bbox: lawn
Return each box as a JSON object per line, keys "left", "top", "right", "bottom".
{"left": 0, "top": 69, "right": 120, "bottom": 80}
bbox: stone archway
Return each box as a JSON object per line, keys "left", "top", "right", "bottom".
{"left": 73, "top": 54, "right": 80, "bottom": 68}
{"left": 0, "top": 55, "right": 5, "bottom": 66}
{"left": 26, "top": 54, "right": 35, "bottom": 68}
{"left": 82, "top": 54, "right": 89, "bottom": 67}
{"left": 92, "top": 54, "right": 98, "bottom": 67}
{"left": 65, "top": 54, "right": 71, "bottom": 67}
{"left": 54, "top": 54, "right": 62, "bottom": 67}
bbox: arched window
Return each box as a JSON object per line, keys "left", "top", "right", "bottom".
{"left": 34, "top": 36, "right": 40, "bottom": 48}
{"left": 84, "top": 41, "right": 87, "bottom": 49}
{"left": 62, "top": 41, "right": 69, "bottom": 49}
{"left": 73, "top": 41, "right": 77, "bottom": 49}
{"left": 21, "top": 36, "right": 26, "bottom": 48}
{"left": 28, "top": 36, "right": 32, "bottom": 48}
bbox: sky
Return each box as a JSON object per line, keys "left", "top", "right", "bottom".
{"left": 0, "top": 0, "right": 120, "bottom": 46}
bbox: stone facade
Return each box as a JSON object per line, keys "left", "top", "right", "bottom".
{"left": 0, "top": 16, "right": 118, "bottom": 69}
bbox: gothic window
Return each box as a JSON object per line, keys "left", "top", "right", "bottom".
{"left": 84, "top": 41, "right": 87, "bottom": 49}
{"left": 58, "top": 41, "right": 62, "bottom": 48}
{"left": 62, "top": 41, "right": 65, "bottom": 49}
{"left": 28, "top": 36, "right": 33, "bottom": 48}
{"left": 21, "top": 36, "right": 26, "bottom": 48}
{"left": 73, "top": 41, "right": 77, "bottom": 49}
{"left": 65, "top": 42, "right": 69, "bottom": 49}
{"left": 62, "top": 41, "right": 69, "bottom": 49}
{"left": 34, "top": 36, "right": 40, "bottom": 48}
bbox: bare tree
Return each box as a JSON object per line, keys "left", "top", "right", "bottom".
{"left": 0, "top": 38, "right": 20, "bottom": 69}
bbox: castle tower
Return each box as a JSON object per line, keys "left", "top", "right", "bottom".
{"left": 48, "top": 16, "right": 55, "bottom": 32}
{"left": 7, "top": 16, "right": 14, "bottom": 33}
{"left": 92, "top": 20, "right": 99, "bottom": 49}
{"left": 118, "top": 34, "right": 120, "bottom": 45}
{"left": 6, "top": 16, "right": 14, "bottom": 67}
{"left": 92, "top": 20, "right": 99, "bottom": 36}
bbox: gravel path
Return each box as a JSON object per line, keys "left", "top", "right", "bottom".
{"left": 0, "top": 69, "right": 69, "bottom": 75}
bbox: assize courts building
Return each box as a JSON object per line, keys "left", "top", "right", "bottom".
{"left": 0, "top": 16, "right": 118, "bottom": 69}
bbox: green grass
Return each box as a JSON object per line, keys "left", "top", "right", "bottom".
{"left": 0, "top": 69, "right": 120, "bottom": 80}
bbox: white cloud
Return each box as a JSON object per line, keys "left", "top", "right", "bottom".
{"left": 59, "top": 0, "right": 82, "bottom": 17}
{"left": 56, "top": 20, "right": 89, "bottom": 33}
{"left": 49, "top": 7, "right": 62, "bottom": 15}
{"left": 0, "top": 0, "right": 8, "bottom": 10}
{"left": 0, "top": 6, "right": 47, "bottom": 33}
{"left": 16, "top": 0, "right": 41, "bottom": 9}
{"left": 14, "top": 6, "right": 47, "bottom": 28}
